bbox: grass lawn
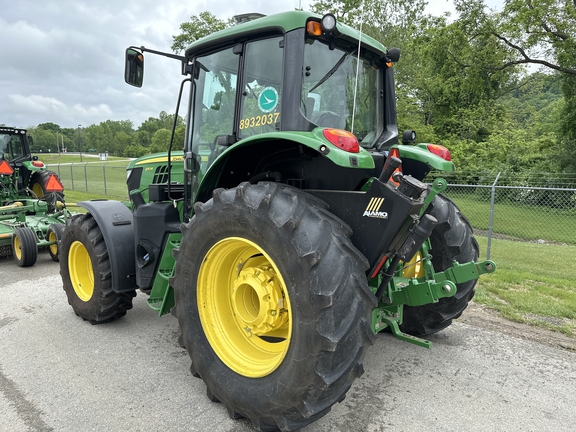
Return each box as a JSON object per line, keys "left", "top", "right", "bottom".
{"left": 474, "top": 235, "right": 576, "bottom": 335}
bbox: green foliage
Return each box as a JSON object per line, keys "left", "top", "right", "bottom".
{"left": 123, "top": 144, "right": 148, "bottom": 158}
{"left": 37, "top": 122, "right": 61, "bottom": 133}
{"left": 557, "top": 75, "right": 576, "bottom": 171}
{"left": 85, "top": 120, "right": 134, "bottom": 156}
{"left": 135, "top": 111, "right": 184, "bottom": 147}
{"left": 171, "top": 11, "right": 232, "bottom": 53}
{"left": 150, "top": 129, "right": 171, "bottom": 153}
{"left": 406, "top": 17, "right": 519, "bottom": 143}
{"left": 453, "top": 0, "right": 576, "bottom": 171}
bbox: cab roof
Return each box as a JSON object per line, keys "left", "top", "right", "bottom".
{"left": 185, "top": 10, "right": 387, "bottom": 58}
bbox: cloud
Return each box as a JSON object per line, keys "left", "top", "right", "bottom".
{"left": 9, "top": 95, "right": 66, "bottom": 113}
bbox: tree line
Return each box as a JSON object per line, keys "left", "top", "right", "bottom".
{"left": 22, "top": 111, "right": 185, "bottom": 158}
{"left": 16, "top": 1, "right": 576, "bottom": 180}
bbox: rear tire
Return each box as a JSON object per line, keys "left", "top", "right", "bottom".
{"left": 400, "top": 193, "right": 479, "bottom": 336}
{"left": 59, "top": 214, "right": 135, "bottom": 324}
{"left": 172, "top": 182, "right": 376, "bottom": 431}
{"left": 29, "top": 170, "right": 64, "bottom": 212}
{"left": 47, "top": 223, "right": 65, "bottom": 261}
{"left": 12, "top": 227, "right": 38, "bottom": 267}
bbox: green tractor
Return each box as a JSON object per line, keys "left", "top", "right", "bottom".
{"left": 59, "top": 11, "right": 495, "bottom": 431}
{"left": 0, "top": 127, "right": 69, "bottom": 266}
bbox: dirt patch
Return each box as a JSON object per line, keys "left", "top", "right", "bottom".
{"left": 456, "top": 301, "right": 576, "bottom": 351}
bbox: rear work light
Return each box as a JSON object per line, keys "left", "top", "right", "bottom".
{"left": 427, "top": 144, "right": 451, "bottom": 161}
{"left": 0, "top": 160, "right": 14, "bottom": 175}
{"left": 45, "top": 174, "right": 64, "bottom": 192}
{"left": 322, "top": 129, "right": 359, "bottom": 153}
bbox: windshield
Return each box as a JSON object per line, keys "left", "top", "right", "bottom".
{"left": 302, "top": 39, "right": 382, "bottom": 146}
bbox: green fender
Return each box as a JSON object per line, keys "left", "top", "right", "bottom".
{"left": 393, "top": 143, "right": 455, "bottom": 172}
{"left": 21, "top": 160, "right": 48, "bottom": 173}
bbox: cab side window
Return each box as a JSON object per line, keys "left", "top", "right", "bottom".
{"left": 238, "top": 37, "right": 284, "bottom": 138}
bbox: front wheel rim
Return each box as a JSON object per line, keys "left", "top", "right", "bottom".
{"left": 48, "top": 229, "right": 58, "bottom": 256}
{"left": 68, "top": 241, "right": 94, "bottom": 301}
{"left": 13, "top": 235, "right": 23, "bottom": 260}
{"left": 197, "top": 237, "right": 292, "bottom": 378}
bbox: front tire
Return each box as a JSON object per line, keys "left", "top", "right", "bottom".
{"left": 400, "top": 194, "right": 479, "bottom": 336}
{"left": 59, "top": 214, "right": 136, "bottom": 324}
{"left": 172, "top": 182, "right": 376, "bottom": 431}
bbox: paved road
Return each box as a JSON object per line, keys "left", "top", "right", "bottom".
{"left": 1, "top": 251, "right": 575, "bottom": 431}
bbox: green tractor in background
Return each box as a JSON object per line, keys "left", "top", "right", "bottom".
{"left": 58, "top": 11, "right": 495, "bottom": 431}
{"left": 0, "top": 127, "right": 69, "bottom": 266}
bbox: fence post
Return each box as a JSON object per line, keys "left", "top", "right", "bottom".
{"left": 70, "top": 164, "right": 74, "bottom": 190}
{"left": 103, "top": 164, "right": 107, "bottom": 196}
{"left": 487, "top": 172, "right": 501, "bottom": 260}
{"left": 84, "top": 163, "right": 89, "bottom": 192}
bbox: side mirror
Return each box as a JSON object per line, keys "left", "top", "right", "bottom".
{"left": 125, "top": 48, "right": 144, "bottom": 87}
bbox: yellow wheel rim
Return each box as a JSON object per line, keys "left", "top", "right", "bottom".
{"left": 69, "top": 241, "right": 94, "bottom": 301}
{"left": 48, "top": 230, "right": 58, "bottom": 256}
{"left": 32, "top": 183, "right": 44, "bottom": 198}
{"left": 402, "top": 250, "right": 425, "bottom": 279}
{"left": 197, "top": 237, "right": 292, "bottom": 378}
{"left": 13, "top": 235, "right": 22, "bottom": 260}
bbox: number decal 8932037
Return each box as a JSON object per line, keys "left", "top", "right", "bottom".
{"left": 239, "top": 112, "right": 280, "bottom": 130}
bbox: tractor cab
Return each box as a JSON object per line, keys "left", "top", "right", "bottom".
{"left": 0, "top": 128, "right": 31, "bottom": 164}
{"left": 125, "top": 11, "right": 400, "bottom": 219}
{"left": 0, "top": 127, "right": 34, "bottom": 192}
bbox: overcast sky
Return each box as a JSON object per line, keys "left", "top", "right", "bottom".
{"left": 1, "top": 0, "right": 463, "bottom": 130}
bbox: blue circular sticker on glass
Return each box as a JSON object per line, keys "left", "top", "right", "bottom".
{"left": 258, "top": 87, "right": 279, "bottom": 113}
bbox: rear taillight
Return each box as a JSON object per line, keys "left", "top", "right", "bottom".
{"left": 427, "top": 144, "right": 451, "bottom": 161}
{"left": 32, "top": 161, "right": 45, "bottom": 167}
{"left": 322, "top": 129, "right": 360, "bottom": 153}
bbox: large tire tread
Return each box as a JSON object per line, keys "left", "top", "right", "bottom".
{"left": 171, "top": 182, "right": 376, "bottom": 431}
{"left": 60, "top": 214, "right": 135, "bottom": 324}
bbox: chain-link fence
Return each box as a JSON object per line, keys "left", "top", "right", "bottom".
{"left": 48, "top": 162, "right": 130, "bottom": 199}
{"left": 52, "top": 162, "right": 576, "bottom": 257}
{"left": 440, "top": 171, "right": 576, "bottom": 258}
